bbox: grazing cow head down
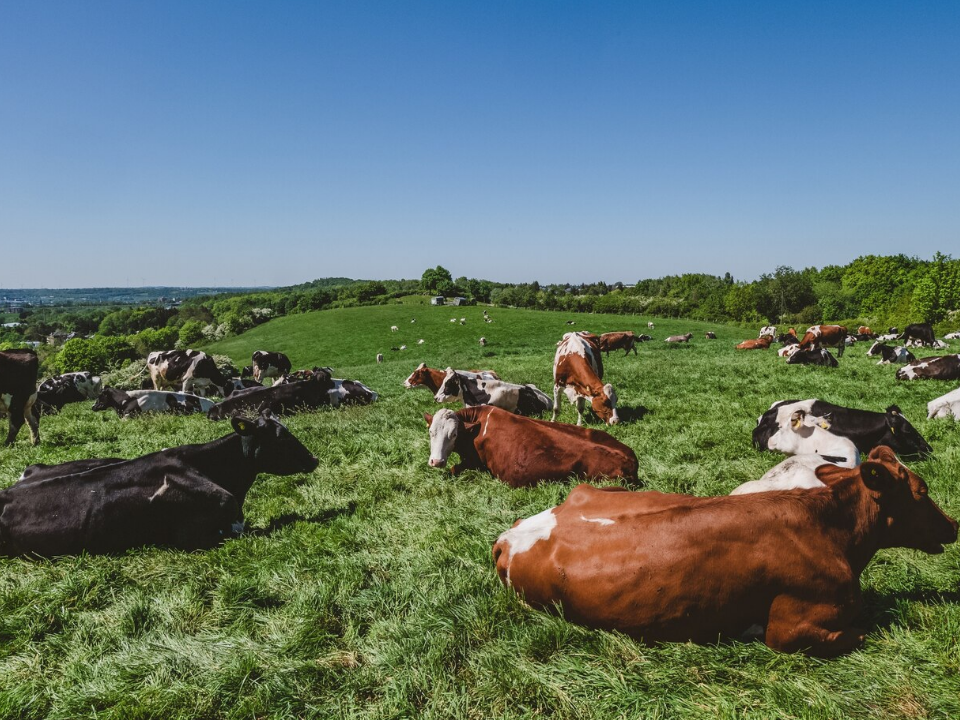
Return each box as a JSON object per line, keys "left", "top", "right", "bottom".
{"left": 882, "top": 406, "right": 933, "bottom": 458}
{"left": 231, "top": 410, "right": 320, "bottom": 476}
{"left": 591, "top": 384, "right": 619, "bottom": 425}
{"left": 424, "top": 408, "right": 465, "bottom": 467}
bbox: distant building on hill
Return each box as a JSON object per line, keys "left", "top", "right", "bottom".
{"left": 452, "top": 296, "right": 471, "bottom": 306}
{"left": 430, "top": 296, "right": 445, "bottom": 306}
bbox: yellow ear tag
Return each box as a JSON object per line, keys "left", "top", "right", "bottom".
{"left": 871, "top": 469, "right": 877, "bottom": 475}
{"left": 890, "top": 427, "right": 895, "bottom": 433}
{"left": 820, "top": 422, "right": 829, "bottom": 429}
{"left": 237, "top": 421, "right": 247, "bottom": 431}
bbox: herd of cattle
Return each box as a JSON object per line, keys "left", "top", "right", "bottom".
{"left": 1, "top": 316, "right": 960, "bottom": 657}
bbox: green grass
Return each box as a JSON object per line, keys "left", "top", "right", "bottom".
{"left": 1, "top": 303, "right": 959, "bottom": 719}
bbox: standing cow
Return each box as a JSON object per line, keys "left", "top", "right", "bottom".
{"left": 553, "top": 332, "right": 618, "bottom": 426}
{"left": 797, "top": 325, "right": 848, "bottom": 358}
{"left": 0, "top": 350, "right": 40, "bottom": 446}
{"left": 147, "top": 350, "right": 228, "bottom": 397}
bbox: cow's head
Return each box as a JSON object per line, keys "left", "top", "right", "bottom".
{"left": 403, "top": 362, "right": 429, "bottom": 389}
{"left": 74, "top": 372, "right": 102, "bottom": 399}
{"left": 434, "top": 369, "right": 460, "bottom": 403}
{"left": 230, "top": 410, "right": 319, "bottom": 475}
{"left": 866, "top": 341, "right": 885, "bottom": 357}
{"left": 424, "top": 408, "right": 467, "bottom": 468}
{"left": 881, "top": 406, "right": 933, "bottom": 458}
{"left": 860, "top": 446, "right": 957, "bottom": 553}
{"left": 91, "top": 387, "right": 127, "bottom": 413}
{"left": 241, "top": 365, "right": 254, "bottom": 379}
{"left": 591, "top": 383, "right": 619, "bottom": 425}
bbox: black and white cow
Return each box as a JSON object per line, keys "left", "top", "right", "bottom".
{"left": 0, "top": 411, "right": 319, "bottom": 556}
{"left": 147, "top": 350, "right": 227, "bottom": 397}
{"left": 896, "top": 354, "right": 960, "bottom": 381}
{"left": 785, "top": 348, "right": 839, "bottom": 367}
{"left": 207, "top": 371, "right": 336, "bottom": 420}
{"left": 866, "top": 342, "right": 916, "bottom": 365}
{"left": 35, "top": 371, "right": 102, "bottom": 414}
{"left": 897, "top": 323, "right": 936, "bottom": 347}
{"left": 434, "top": 368, "right": 554, "bottom": 416}
{"left": 222, "top": 377, "right": 263, "bottom": 397}
{"left": 328, "top": 379, "right": 378, "bottom": 407}
{"left": 747, "top": 408, "right": 859, "bottom": 467}
{"left": 944, "top": 331, "right": 960, "bottom": 340}
{"left": 928, "top": 387, "right": 960, "bottom": 420}
{"left": 0, "top": 349, "right": 40, "bottom": 445}
{"left": 92, "top": 387, "right": 215, "bottom": 418}
{"left": 754, "top": 399, "right": 932, "bottom": 458}
{"left": 243, "top": 351, "right": 292, "bottom": 384}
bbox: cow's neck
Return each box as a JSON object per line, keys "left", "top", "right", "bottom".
{"left": 425, "top": 369, "right": 445, "bottom": 392}
{"left": 179, "top": 434, "right": 260, "bottom": 507}
{"left": 825, "top": 476, "right": 883, "bottom": 576}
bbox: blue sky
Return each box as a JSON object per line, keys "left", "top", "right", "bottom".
{"left": 1, "top": 1, "right": 958, "bottom": 287}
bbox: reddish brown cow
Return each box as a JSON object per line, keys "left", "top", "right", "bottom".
{"left": 403, "top": 363, "right": 499, "bottom": 393}
{"left": 736, "top": 336, "right": 773, "bottom": 350}
{"left": 798, "top": 324, "right": 848, "bottom": 357}
{"left": 493, "top": 446, "right": 956, "bottom": 657}
{"left": 424, "top": 406, "right": 637, "bottom": 487}
{"left": 552, "top": 332, "right": 618, "bottom": 425}
{"left": 857, "top": 325, "right": 873, "bottom": 336}
{"left": 598, "top": 331, "right": 638, "bottom": 356}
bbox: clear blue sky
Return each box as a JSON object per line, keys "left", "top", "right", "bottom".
{"left": 2, "top": 1, "right": 958, "bottom": 287}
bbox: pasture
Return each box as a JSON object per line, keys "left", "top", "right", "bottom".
{"left": 1, "top": 303, "right": 959, "bottom": 719}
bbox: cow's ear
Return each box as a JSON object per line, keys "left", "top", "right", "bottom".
{"left": 231, "top": 416, "right": 257, "bottom": 436}
{"left": 423, "top": 412, "right": 433, "bottom": 426}
{"left": 463, "top": 421, "right": 480, "bottom": 435}
{"left": 860, "top": 460, "right": 895, "bottom": 491}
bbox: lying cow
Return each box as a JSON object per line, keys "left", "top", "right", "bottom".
{"left": 866, "top": 342, "right": 915, "bottom": 365}
{"left": 598, "top": 331, "right": 638, "bottom": 356}
{"left": 223, "top": 377, "right": 263, "bottom": 397}
{"left": 736, "top": 336, "right": 772, "bottom": 350}
{"left": 207, "top": 371, "right": 336, "bottom": 420}
{"left": 328, "top": 379, "right": 378, "bottom": 407}
{"left": 147, "top": 349, "right": 227, "bottom": 397}
{"left": 35, "top": 371, "right": 102, "bottom": 414}
{"left": 0, "top": 411, "right": 319, "bottom": 556}
{"left": 730, "top": 454, "right": 851, "bottom": 495}
{"left": 403, "top": 363, "right": 500, "bottom": 394}
{"left": 777, "top": 344, "right": 801, "bottom": 358}
{"left": 896, "top": 354, "right": 960, "bottom": 381}
{"left": 665, "top": 333, "right": 693, "bottom": 343}
{"left": 750, "top": 409, "right": 859, "bottom": 467}
{"left": 759, "top": 325, "right": 777, "bottom": 338}
{"left": 493, "top": 446, "right": 957, "bottom": 656}
{"left": 786, "top": 348, "right": 839, "bottom": 367}
{"left": 754, "top": 399, "right": 932, "bottom": 458}
{"left": 424, "top": 406, "right": 637, "bottom": 487}
{"left": 553, "top": 332, "right": 618, "bottom": 426}
{"left": 434, "top": 369, "right": 553, "bottom": 416}
{"left": 944, "top": 331, "right": 960, "bottom": 340}
{"left": 0, "top": 349, "right": 40, "bottom": 445}
{"left": 243, "top": 350, "right": 292, "bottom": 384}
{"left": 92, "top": 387, "right": 215, "bottom": 418}
{"left": 704, "top": 332, "right": 717, "bottom": 339}
{"left": 897, "top": 323, "right": 936, "bottom": 347}
{"left": 927, "top": 387, "right": 960, "bottom": 420}
{"left": 797, "top": 325, "right": 848, "bottom": 357}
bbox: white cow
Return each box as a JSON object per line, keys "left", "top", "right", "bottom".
{"left": 759, "top": 326, "right": 777, "bottom": 338}
{"left": 762, "top": 409, "right": 860, "bottom": 467}
{"left": 730, "top": 454, "right": 856, "bottom": 495}
{"left": 928, "top": 387, "right": 960, "bottom": 419}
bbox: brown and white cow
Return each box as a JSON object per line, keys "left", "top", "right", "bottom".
{"left": 798, "top": 325, "right": 848, "bottom": 357}
{"left": 665, "top": 333, "right": 694, "bottom": 343}
{"left": 736, "top": 336, "right": 773, "bottom": 350}
{"left": 598, "top": 331, "right": 638, "bottom": 356}
{"left": 493, "top": 446, "right": 957, "bottom": 656}
{"left": 552, "top": 332, "right": 618, "bottom": 426}
{"left": 0, "top": 350, "right": 40, "bottom": 445}
{"left": 424, "top": 406, "right": 637, "bottom": 487}
{"left": 403, "top": 363, "right": 499, "bottom": 394}
{"left": 895, "top": 354, "right": 960, "bottom": 381}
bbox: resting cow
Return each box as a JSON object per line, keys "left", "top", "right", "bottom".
{"left": 207, "top": 371, "right": 336, "bottom": 420}
{"left": 328, "top": 378, "right": 378, "bottom": 407}
{"left": 433, "top": 369, "right": 553, "bottom": 416}
{"left": 895, "top": 354, "right": 960, "bottom": 381}
{"left": 92, "top": 387, "right": 215, "bottom": 417}
{"left": 750, "top": 408, "right": 859, "bottom": 467}
{"left": 0, "top": 411, "right": 319, "bottom": 556}
{"left": 665, "top": 333, "right": 693, "bottom": 343}
{"left": 403, "top": 363, "right": 500, "bottom": 394}
{"left": 786, "top": 348, "right": 839, "bottom": 367}
{"left": 147, "top": 350, "right": 228, "bottom": 397}
{"left": 0, "top": 349, "right": 40, "bottom": 445}
{"left": 598, "top": 331, "right": 638, "bottom": 356}
{"left": 424, "top": 406, "right": 637, "bottom": 487}
{"left": 553, "top": 332, "right": 618, "bottom": 426}
{"left": 797, "top": 325, "right": 848, "bottom": 357}
{"left": 730, "top": 454, "right": 849, "bottom": 495}
{"left": 493, "top": 446, "right": 957, "bottom": 656}
{"left": 866, "top": 342, "right": 915, "bottom": 365}
{"left": 35, "top": 371, "right": 102, "bottom": 414}
{"left": 928, "top": 387, "right": 960, "bottom": 420}
{"left": 736, "top": 337, "right": 772, "bottom": 350}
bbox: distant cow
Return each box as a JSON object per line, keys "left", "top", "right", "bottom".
{"left": 856, "top": 326, "right": 874, "bottom": 337}
{"left": 425, "top": 406, "right": 637, "bottom": 487}
{"left": 552, "top": 332, "right": 618, "bottom": 426}
{"left": 866, "top": 342, "right": 915, "bottom": 365}
{"left": 896, "top": 354, "right": 960, "bottom": 381}
{"left": 705, "top": 332, "right": 717, "bottom": 339}
{"left": 403, "top": 363, "right": 500, "bottom": 394}
{"left": 207, "top": 371, "right": 336, "bottom": 420}
{"left": 0, "top": 350, "right": 40, "bottom": 446}
{"left": 93, "top": 387, "right": 215, "bottom": 418}
{"left": 479, "top": 337, "right": 487, "bottom": 347}
{"left": 786, "top": 348, "right": 839, "bottom": 367}
{"left": 376, "top": 353, "right": 384, "bottom": 364}
{"left": 0, "top": 411, "right": 319, "bottom": 556}
{"left": 391, "top": 325, "right": 399, "bottom": 332}
{"left": 897, "top": 323, "right": 936, "bottom": 347}
{"left": 433, "top": 369, "right": 553, "bottom": 416}
{"left": 797, "top": 325, "right": 848, "bottom": 357}
{"left": 759, "top": 326, "right": 777, "bottom": 338}
{"left": 647, "top": 322, "right": 655, "bottom": 329}
{"left": 147, "top": 350, "right": 227, "bottom": 397}
{"left": 246, "top": 351, "right": 292, "bottom": 384}
{"left": 35, "top": 371, "right": 102, "bottom": 414}
{"left": 927, "top": 387, "right": 960, "bottom": 420}
{"left": 598, "top": 331, "right": 638, "bottom": 356}
{"left": 493, "top": 447, "right": 957, "bottom": 656}
{"left": 665, "top": 333, "right": 693, "bottom": 343}
{"left": 944, "top": 331, "right": 960, "bottom": 340}
{"left": 736, "top": 337, "right": 772, "bottom": 350}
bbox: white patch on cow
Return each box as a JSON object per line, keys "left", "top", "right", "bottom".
{"left": 428, "top": 408, "right": 459, "bottom": 467}
{"left": 765, "top": 410, "right": 859, "bottom": 466}
{"left": 149, "top": 477, "right": 171, "bottom": 502}
{"left": 580, "top": 515, "right": 615, "bottom": 525}
{"left": 417, "top": 339, "right": 424, "bottom": 344}
{"left": 496, "top": 507, "right": 558, "bottom": 585}
{"left": 928, "top": 387, "right": 960, "bottom": 419}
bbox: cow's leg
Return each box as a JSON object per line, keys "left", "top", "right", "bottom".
{"left": 551, "top": 385, "right": 561, "bottom": 422}
{"left": 575, "top": 397, "right": 585, "bottom": 426}
{"left": 3, "top": 395, "right": 28, "bottom": 446}
{"left": 23, "top": 395, "right": 40, "bottom": 446}
{"left": 765, "top": 594, "right": 864, "bottom": 657}
{"left": 837, "top": 341, "right": 845, "bottom": 358}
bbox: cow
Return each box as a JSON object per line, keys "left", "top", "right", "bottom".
{"left": 759, "top": 326, "right": 777, "bottom": 338}
{"left": 888, "top": 327, "right": 899, "bottom": 334}
{"left": 0, "top": 350, "right": 40, "bottom": 446}
{"left": 705, "top": 332, "right": 717, "bottom": 339}
{"left": 147, "top": 350, "right": 227, "bottom": 397}
{"left": 246, "top": 350, "right": 292, "bottom": 384}
{"left": 736, "top": 337, "right": 773, "bottom": 350}
{"left": 391, "top": 325, "right": 399, "bottom": 332}
{"left": 552, "top": 332, "right": 618, "bottom": 426}
{"left": 778, "top": 344, "right": 801, "bottom": 358}
{"left": 222, "top": 377, "right": 263, "bottom": 397}
{"left": 857, "top": 326, "right": 874, "bottom": 337}
{"left": 797, "top": 325, "right": 848, "bottom": 357}
{"left": 777, "top": 329, "right": 799, "bottom": 344}
{"left": 0, "top": 410, "right": 319, "bottom": 556}
{"left": 754, "top": 399, "right": 932, "bottom": 458}
{"left": 34, "top": 371, "right": 102, "bottom": 414}
{"left": 479, "top": 337, "right": 487, "bottom": 347}
{"left": 207, "top": 371, "right": 336, "bottom": 420}
{"left": 786, "top": 348, "right": 839, "bottom": 367}
{"left": 637, "top": 334, "right": 653, "bottom": 342}
{"left": 492, "top": 446, "right": 957, "bottom": 656}
{"left": 647, "top": 322, "right": 654, "bottom": 329}
{"left": 876, "top": 333, "right": 899, "bottom": 342}
{"left": 328, "top": 379, "right": 378, "bottom": 407}
{"left": 433, "top": 369, "right": 553, "bottom": 416}
{"left": 424, "top": 406, "right": 637, "bottom": 487}
{"left": 376, "top": 353, "right": 384, "bottom": 364}
{"left": 92, "top": 387, "right": 215, "bottom": 418}
{"left": 730, "top": 454, "right": 850, "bottom": 495}
{"left": 866, "top": 342, "right": 916, "bottom": 365}
{"left": 897, "top": 323, "right": 936, "bottom": 347}
{"left": 944, "top": 331, "right": 960, "bottom": 340}
{"left": 665, "top": 333, "right": 694, "bottom": 343}
{"left": 598, "top": 331, "right": 639, "bottom": 356}
{"left": 896, "top": 354, "right": 960, "bottom": 381}
{"left": 403, "top": 363, "right": 500, "bottom": 394}
{"left": 417, "top": 339, "right": 425, "bottom": 345}
{"left": 749, "top": 408, "right": 859, "bottom": 467}
{"left": 273, "top": 367, "right": 334, "bottom": 385}
{"left": 927, "top": 387, "right": 960, "bottom": 420}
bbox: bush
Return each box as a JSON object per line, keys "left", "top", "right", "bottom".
{"left": 54, "top": 337, "right": 138, "bottom": 374}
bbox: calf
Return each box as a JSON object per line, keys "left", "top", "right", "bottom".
{"left": 866, "top": 342, "right": 915, "bottom": 365}
{"left": 665, "top": 333, "right": 693, "bottom": 343}
{"left": 403, "top": 363, "right": 499, "bottom": 394}
{"left": 248, "top": 350, "right": 292, "bottom": 384}
{"left": 896, "top": 354, "right": 960, "bottom": 381}
{"left": 897, "top": 323, "right": 936, "bottom": 347}
{"left": 927, "top": 387, "right": 960, "bottom": 420}
{"left": 736, "top": 337, "right": 772, "bottom": 350}
{"left": 754, "top": 399, "right": 932, "bottom": 458}
{"left": 0, "top": 411, "right": 319, "bottom": 556}
{"left": 34, "top": 371, "right": 102, "bottom": 414}
{"left": 92, "top": 387, "right": 215, "bottom": 418}
{"left": 798, "top": 325, "right": 848, "bottom": 357}
{"left": 493, "top": 446, "right": 956, "bottom": 656}
{"left": 433, "top": 369, "right": 553, "bottom": 416}
{"left": 207, "top": 371, "right": 336, "bottom": 420}
{"left": 0, "top": 349, "right": 40, "bottom": 445}
{"left": 598, "top": 331, "right": 638, "bottom": 356}
{"left": 786, "top": 348, "right": 839, "bottom": 367}
{"left": 147, "top": 350, "right": 227, "bottom": 397}
{"left": 425, "top": 406, "right": 637, "bottom": 487}
{"left": 552, "top": 332, "right": 618, "bottom": 426}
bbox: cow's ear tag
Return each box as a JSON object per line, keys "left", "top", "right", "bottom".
{"left": 871, "top": 469, "right": 877, "bottom": 475}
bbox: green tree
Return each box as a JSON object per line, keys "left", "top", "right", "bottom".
{"left": 421, "top": 266, "right": 453, "bottom": 294}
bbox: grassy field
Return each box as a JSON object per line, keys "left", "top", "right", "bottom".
{"left": 1, "top": 303, "right": 959, "bottom": 719}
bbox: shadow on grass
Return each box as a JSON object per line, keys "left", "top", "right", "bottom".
{"left": 245, "top": 501, "right": 357, "bottom": 538}
{"left": 861, "top": 586, "right": 960, "bottom": 632}
{"left": 617, "top": 404, "right": 651, "bottom": 423}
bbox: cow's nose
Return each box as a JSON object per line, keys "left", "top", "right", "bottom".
{"left": 429, "top": 458, "right": 446, "bottom": 468}
{"left": 608, "top": 416, "right": 620, "bottom": 425}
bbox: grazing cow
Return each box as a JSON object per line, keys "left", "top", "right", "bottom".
{"left": 328, "top": 379, "right": 378, "bottom": 407}
{"left": 730, "top": 454, "right": 849, "bottom": 495}
{"left": 411, "top": 318, "right": 416, "bottom": 323}
{"left": 759, "top": 326, "right": 777, "bottom": 338}
{"left": 705, "top": 332, "right": 717, "bottom": 339}
{"left": 424, "top": 406, "right": 637, "bottom": 487}
{"left": 927, "top": 387, "right": 960, "bottom": 420}
{"left": 93, "top": 387, "right": 215, "bottom": 417}
{"left": 391, "top": 325, "right": 399, "bottom": 332}
{"left": 754, "top": 399, "right": 932, "bottom": 458}
{"left": 896, "top": 354, "right": 960, "bottom": 381}
{"left": 493, "top": 446, "right": 957, "bottom": 656}
{"left": 798, "top": 325, "right": 848, "bottom": 357}
{"left": 552, "top": 332, "right": 618, "bottom": 426}
{"left": 207, "top": 371, "right": 336, "bottom": 420}
{"left": 376, "top": 353, "right": 384, "bottom": 364}
{"left": 637, "top": 334, "right": 653, "bottom": 342}
{"left": 750, "top": 408, "right": 859, "bottom": 466}
{"left": 433, "top": 369, "right": 553, "bottom": 416}
{"left": 647, "top": 322, "right": 654, "bottom": 329}
{"left": 460, "top": 318, "right": 466, "bottom": 325}
{"left": 0, "top": 350, "right": 40, "bottom": 446}
{"left": 35, "top": 371, "right": 102, "bottom": 414}
{"left": 0, "top": 411, "right": 319, "bottom": 556}
{"left": 944, "top": 331, "right": 960, "bottom": 340}
{"left": 417, "top": 339, "right": 425, "bottom": 345}
{"left": 248, "top": 350, "right": 292, "bottom": 384}
{"left": 866, "top": 342, "right": 915, "bottom": 365}
{"left": 147, "top": 350, "right": 227, "bottom": 397}
{"left": 598, "top": 331, "right": 638, "bottom": 356}
{"left": 665, "top": 333, "right": 693, "bottom": 343}
{"left": 403, "top": 363, "right": 500, "bottom": 394}
{"left": 479, "top": 337, "right": 487, "bottom": 347}
{"left": 786, "top": 348, "right": 839, "bottom": 367}
{"left": 736, "top": 336, "right": 772, "bottom": 350}
{"left": 897, "top": 323, "right": 936, "bottom": 347}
